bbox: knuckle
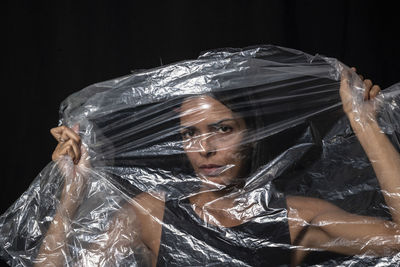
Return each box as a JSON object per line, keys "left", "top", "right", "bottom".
{"left": 66, "top": 139, "right": 75, "bottom": 145}
{"left": 50, "top": 127, "right": 58, "bottom": 136}
{"left": 52, "top": 151, "right": 58, "bottom": 161}
{"left": 73, "top": 135, "right": 81, "bottom": 144}
{"left": 364, "top": 79, "right": 372, "bottom": 84}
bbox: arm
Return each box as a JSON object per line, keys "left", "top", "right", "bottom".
{"left": 351, "top": 120, "right": 400, "bottom": 221}
{"left": 288, "top": 69, "right": 400, "bottom": 264}
{"left": 288, "top": 196, "right": 400, "bottom": 263}
{"left": 73, "top": 193, "right": 164, "bottom": 267}
{"left": 35, "top": 125, "right": 89, "bottom": 266}
{"left": 341, "top": 68, "right": 400, "bottom": 224}
{"left": 35, "top": 126, "right": 164, "bottom": 266}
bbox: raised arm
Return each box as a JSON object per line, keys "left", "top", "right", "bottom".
{"left": 287, "top": 68, "right": 400, "bottom": 264}
{"left": 35, "top": 126, "right": 165, "bottom": 266}
{"left": 340, "top": 68, "right": 400, "bottom": 224}
{"left": 35, "top": 125, "right": 90, "bottom": 266}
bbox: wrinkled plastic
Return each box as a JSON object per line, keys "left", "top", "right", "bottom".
{"left": 1, "top": 45, "right": 400, "bottom": 266}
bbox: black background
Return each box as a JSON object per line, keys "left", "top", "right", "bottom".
{"left": 2, "top": 0, "right": 400, "bottom": 266}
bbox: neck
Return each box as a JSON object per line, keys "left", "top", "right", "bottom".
{"left": 188, "top": 182, "right": 248, "bottom": 227}
{"left": 190, "top": 182, "right": 244, "bottom": 208}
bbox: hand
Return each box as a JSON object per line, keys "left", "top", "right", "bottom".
{"left": 50, "top": 124, "right": 90, "bottom": 207}
{"left": 51, "top": 125, "right": 82, "bottom": 164}
{"left": 339, "top": 67, "right": 381, "bottom": 127}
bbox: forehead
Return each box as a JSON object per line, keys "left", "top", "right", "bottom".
{"left": 180, "top": 95, "right": 234, "bottom": 125}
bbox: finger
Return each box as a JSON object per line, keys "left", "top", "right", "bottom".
{"left": 52, "top": 143, "right": 63, "bottom": 161}
{"left": 59, "top": 131, "right": 70, "bottom": 143}
{"left": 66, "top": 146, "right": 75, "bottom": 162}
{"left": 78, "top": 144, "right": 91, "bottom": 169}
{"left": 50, "top": 126, "right": 63, "bottom": 140}
{"left": 339, "top": 69, "right": 354, "bottom": 115}
{"left": 52, "top": 140, "right": 81, "bottom": 163}
{"left": 50, "top": 126, "right": 81, "bottom": 144}
{"left": 52, "top": 143, "right": 74, "bottom": 162}
{"left": 340, "top": 69, "right": 350, "bottom": 88}
{"left": 363, "top": 79, "right": 373, "bottom": 100}
{"left": 369, "top": 85, "right": 381, "bottom": 99}
{"left": 340, "top": 69, "right": 352, "bottom": 97}
{"left": 52, "top": 143, "right": 75, "bottom": 162}
{"left": 65, "top": 139, "right": 81, "bottom": 164}
{"left": 350, "top": 67, "right": 365, "bottom": 80}
{"left": 51, "top": 125, "right": 71, "bottom": 142}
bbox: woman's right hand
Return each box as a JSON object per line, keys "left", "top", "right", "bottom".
{"left": 51, "top": 125, "right": 82, "bottom": 163}
{"left": 50, "top": 125, "right": 90, "bottom": 208}
{"left": 50, "top": 124, "right": 90, "bottom": 168}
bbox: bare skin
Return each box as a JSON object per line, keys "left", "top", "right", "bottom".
{"left": 36, "top": 68, "right": 400, "bottom": 266}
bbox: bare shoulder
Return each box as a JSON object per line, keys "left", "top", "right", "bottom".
{"left": 285, "top": 196, "right": 344, "bottom": 264}
{"left": 286, "top": 195, "right": 341, "bottom": 218}
{"left": 285, "top": 196, "right": 341, "bottom": 243}
{"left": 126, "top": 191, "right": 166, "bottom": 261}
{"left": 131, "top": 191, "right": 166, "bottom": 216}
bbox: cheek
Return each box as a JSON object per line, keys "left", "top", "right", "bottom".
{"left": 224, "top": 150, "right": 244, "bottom": 169}
{"left": 218, "top": 135, "right": 245, "bottom": 163}
{"left": 184, "top": 149, "right": 199, "bottom": 167}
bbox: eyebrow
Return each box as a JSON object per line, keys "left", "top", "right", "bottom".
{"left": 181, "top": 118, "right": 237, "bottom": 131}
{"left": 208, "top": 118, "right": 236, "bottom": 128}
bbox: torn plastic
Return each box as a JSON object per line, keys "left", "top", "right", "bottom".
{"left": 1, "top": 45, "right": 400, "bottom": 266}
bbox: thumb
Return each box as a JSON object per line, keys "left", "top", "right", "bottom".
{"left": 340, "top": 68, "right": 351, "bottom": 93}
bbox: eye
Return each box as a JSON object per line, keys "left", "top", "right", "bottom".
{"left": 181, "top": 129, "right": 195, "bottom": 139}
{"left": 216, "top": 125, "right": 233, "bottom": 134}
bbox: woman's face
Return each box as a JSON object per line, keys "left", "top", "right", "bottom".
{"left": 180, "top": 95, "right": 247, "bottom": 187}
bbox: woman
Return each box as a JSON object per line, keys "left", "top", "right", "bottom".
{"left": 36, "top": 66, "right": 400, "bottom": 266}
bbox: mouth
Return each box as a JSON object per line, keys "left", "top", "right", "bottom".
{"left": 198, "top": 164, "right": 226, "bottom": 177}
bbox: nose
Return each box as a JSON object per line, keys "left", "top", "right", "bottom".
{"left": 198, "top": 133, "right": 216, "bottom": 158}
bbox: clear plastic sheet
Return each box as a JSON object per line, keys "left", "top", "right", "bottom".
{"left": 1, "top": 45, "right": 400, "bottom": 266}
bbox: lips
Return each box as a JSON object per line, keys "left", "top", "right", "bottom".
{"left": 199, "top": 164, "right": 226, "bottom": 176}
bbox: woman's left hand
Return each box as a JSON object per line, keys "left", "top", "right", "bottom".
{"left": 339, "top": 67, "right": 381, "bottom": 126}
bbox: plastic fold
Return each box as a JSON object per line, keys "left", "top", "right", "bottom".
{"left": 1, "top": 45, "right": 400, "bottom": 266}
